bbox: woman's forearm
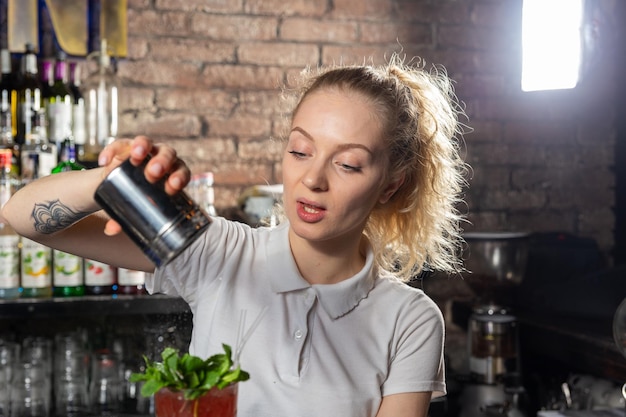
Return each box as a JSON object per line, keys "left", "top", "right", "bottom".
{"left": 3, "top": 168, "right": 104, "bottom": 237}
{"left": 1, "top": 168, "right": 154, "bottom": 272}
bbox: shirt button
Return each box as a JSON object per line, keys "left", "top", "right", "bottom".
{"left": 294, "top": 329, "right": 303, "bottom": 340}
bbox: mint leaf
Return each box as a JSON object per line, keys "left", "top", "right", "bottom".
{"left": 130, "top": 344, "right": 249, "bottom": 400}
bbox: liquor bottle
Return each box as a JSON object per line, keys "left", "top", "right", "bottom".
{"left": 0, "top": 49, "right": 16, "bottom": 146}
{"left": 40, "top": 59, "right": 53, "bottom": 104}
{"left": 116, "top": 268, "right": 147, "bottom": 295}
{"left": 20, "top": 154, "right": 53, "bottom": 298}
{"left": 82, "top": 39, "right": 119, "bottom": 164}
{"left": 0, "top": 149, "right": 21, "bottom": 299}
{"left": 15, "top": 43, "right": 44, "bottom": 148}
{"left": 68, "top": 61, "right": 87, "bottom": 164}
{"left": 84, "top": 259, "right": 117, "bottom": 295}
{"left": 51, "top": 139, "right": 84, "bottom": 173}
{"left": 192, "top": 172, "right": 217, "bottom": 217}
{"left": 45, "top": 51, "right": 74, "bottom": 152}
{"left": 20, "top": 235, "right": 53, "bottom": 298}
{"left": 0, "top": 53, "right": 18, "bottom": 178}
{"left": 51, "top": 140, "right": 85, "bottom": 297}
{"left": 20, "top": 116, "right": 57, "bottom": 181}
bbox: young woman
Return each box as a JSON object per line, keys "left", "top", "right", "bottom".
{"left": 2, "top": 56, "right": 467, "bottom": 417}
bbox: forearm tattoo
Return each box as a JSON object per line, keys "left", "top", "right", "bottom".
{"left": 32, "top": 199, "right": 93, "bottom": 234}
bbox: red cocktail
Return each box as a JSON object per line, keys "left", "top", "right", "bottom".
{"left": 154, "top": 384, "right": 238, "bottom": 417}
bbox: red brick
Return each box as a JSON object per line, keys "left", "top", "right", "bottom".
{"left": 245, "top": 0, "right": 327, "bottom": 16}
{"left": 394, "top": 2, "right": 470, "bottom": 24}
{"left": 200, "top": 65, "right": 284, "bottom": 90}
{"left": 467, "top": 94, "right": 580, "bottom": 122}
{"left": 462, "top": 120, "right": 503, "bottom": 142}
{"left": 118, "top": 112, "right": 202, "bottom": 138}
{"left": 146, "top": 39, "right": 236, "bottom": 63}
{"left": 504, "top": 121, "right": 577, "bottom": 145}
{"left": 119, "top": 87, "right": 155, "bottom": 112}
{"left": 128, "top": 0, "right": 150, "bottom": 9}
{"left": 209, "top": 160, "right": 276, "bottom": 186}
{"left": 238, "top": 91, "right": 283, "bottom": 117}
{"left": 127, "top": 9, "right": 190, "bottom": 36}
{"left": 191, "top": 15, "right": 278, "bottom": 41}
{"left": 238, "top": 42, "right": 319, "bottom": 67}
{"left": 330, "top": 0, "right": 393, "bottom": 19}
{"left": 208, "top": 116, "right": 272, "bottom": 137}
{"left": 322, "top": 45, "right": 401, "bottom": 66}
{"left": 438, "top": 25, "right": 518, "bottom": 52}
{"left": 359, "top": 22, "right": 432, "bottom": 45}
{"left": 464, "top": 211, "right": 507, "bottom": 232}
{"left": 508, "top": 211, "right": 577, "bottom": 232}
{"left": 156, "top": 0, "right": 244, "bottom": 13}
{"left": 453, "top": 74, "right": 507, "bottom": 98}
{"left": 166, "top": 137, "right": 238, "bottom": 165}
{"left": 157, "top": 89, "right": 237, "bottom": 116}
{"left": 280, "top": 19, "right": 358, "bottom": 43}
{"left": 118, "top": 60, "right": 202, "bottom": 87}
{"left": 125, "top": 38, "right": 149, "bottom": 59}
{"left": 238, "top": 138, "right": 284, "bottom": 161}
{"left": 547, "top": 187, "right": 614, "bottom": 210}
{"left": 466, "top": 166, "right": 510, "bottom": 188}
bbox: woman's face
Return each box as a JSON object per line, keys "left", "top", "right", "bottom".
{"left": 282, "top": 88, "right": 396, "bottom": 247}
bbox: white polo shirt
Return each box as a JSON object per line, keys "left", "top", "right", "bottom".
{"left": 148, "top": 216, "right": 446, "bottom": 417}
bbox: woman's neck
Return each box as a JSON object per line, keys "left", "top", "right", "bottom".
{"left": 288, "top": 229, "right": 366, "bottom": 285}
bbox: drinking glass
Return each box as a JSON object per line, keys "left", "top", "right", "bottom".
{"left": 0, "top": 367, "right": 9, "bottom": 417}
{"left": 89, "top": 350, "right": 120, "bottom": 414}
{"left": 22, "top": 336, "right": 52, "bottom": 412}
{"left": 10, "top": 361, "right": 48, "bottom": 417}
{"left": 54, "top": 331, "right": 89, "bottom": 417}
{"left": 154, "top": 384, "right": 238, "bottom": 417}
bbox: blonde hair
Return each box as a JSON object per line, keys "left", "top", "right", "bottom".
{"left": 283, "top": 55, "right": 468, "bottom": 281}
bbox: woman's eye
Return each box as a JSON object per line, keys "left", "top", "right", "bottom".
{"left": 339, "top": 163, "right": 362, "bottom": 173}
{"left": 288, "top": 150, "right": 306, "bottom": 158}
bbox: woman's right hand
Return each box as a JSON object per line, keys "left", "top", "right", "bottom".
{"left": 98, "top": 135, "right": 192, "bottom": 236}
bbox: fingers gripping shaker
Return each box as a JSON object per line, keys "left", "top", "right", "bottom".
{"left": 94, "top": 156, "right": 212, "bottom": 266}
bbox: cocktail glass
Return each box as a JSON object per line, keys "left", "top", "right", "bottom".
{"left": 154, "top": 383, "right": 238, "bottom": 417}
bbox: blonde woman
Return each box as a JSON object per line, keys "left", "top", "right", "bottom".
{"left": 3, "top": 56, "right": 467, "bottom": 417}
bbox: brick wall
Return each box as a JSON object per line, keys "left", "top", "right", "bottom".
{"left": 118, "top": 0, "right": 620, "bottom": 260}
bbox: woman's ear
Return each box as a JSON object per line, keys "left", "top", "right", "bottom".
{"left": 379, "top": 173, "right": 405, "bottom": 204}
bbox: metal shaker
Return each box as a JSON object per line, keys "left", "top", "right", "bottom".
{"left": 94, "top": 156, "right": 212, "bottom": 266}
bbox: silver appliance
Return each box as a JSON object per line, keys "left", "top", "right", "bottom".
{"left": 459, "top": 232, "right": 530, "bottom": 417}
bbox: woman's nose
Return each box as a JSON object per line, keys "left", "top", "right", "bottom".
{"left": 302, "top": 163, "right": 328, "bottom": 191}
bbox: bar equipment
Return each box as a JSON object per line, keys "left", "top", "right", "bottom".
{"left": 459, "top": 232, "right": 530, "bottom": 417}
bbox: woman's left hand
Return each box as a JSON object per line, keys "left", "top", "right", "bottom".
{"left": 98, "top": 135, "right": 191, "bottom": 236}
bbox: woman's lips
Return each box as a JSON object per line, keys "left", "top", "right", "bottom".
{"left": 296, "top": 200, "right": 326, "bottom": 222}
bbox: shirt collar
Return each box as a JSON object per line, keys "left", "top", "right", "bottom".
{"left": 265, "top": 221, "right": 376, "bottom": 319}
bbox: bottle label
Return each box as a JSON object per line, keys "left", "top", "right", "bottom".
{"left": 0, "top": 234, "right": 19, "bottom": 289}
{"left": 47, "top": 101, "right": 72, "bottom": 143}
{"left": 21, "top": 147, "right": 58, "bottom": 179}
{"left": 118, "top": 269, "right": 146, "bottom": 286}
{"left": 20, "top": 238, "right": 52, "bottom": 288}
{"left": 53, "top": 250, "right": 83, "bottom": 286}
{"left": 84, "top": 259, "right": 116, "bottom": 285}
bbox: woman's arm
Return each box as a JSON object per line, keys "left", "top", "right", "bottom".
{"left": 376, "top": 392, "right": 432, "bottom": 417}
{"left": 1, "top": 136, "right": 190, "bottom": 272}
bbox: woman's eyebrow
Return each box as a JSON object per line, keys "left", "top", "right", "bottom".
{"left": 290, "top": 126, "right": 374, "bottom": 156}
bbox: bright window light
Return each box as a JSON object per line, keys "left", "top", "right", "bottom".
{"left": 521, "top": 0, "right": 584, "bottom": 92}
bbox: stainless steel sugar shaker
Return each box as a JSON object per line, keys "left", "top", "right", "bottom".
{"left": 94, "top": 156, "right": 212, "bottom": 266}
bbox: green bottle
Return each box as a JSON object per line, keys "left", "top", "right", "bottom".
{"left": 51, "top": 139, "right": 86, "bottom": 297}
